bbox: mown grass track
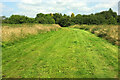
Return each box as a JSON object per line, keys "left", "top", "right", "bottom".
{"left": 2, "top": 28, "right": 118, "bottom": 78}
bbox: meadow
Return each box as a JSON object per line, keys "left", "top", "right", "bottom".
{"left": 70, "top": 25, "right": 119, "bottom": 46}
{"left": 1, "top": 24, "right": 118, "bottom": 78}
{"left": 1, "top": 24, "right": 60, "bottom": 47}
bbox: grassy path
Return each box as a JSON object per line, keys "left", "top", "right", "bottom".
{"left": 2, "top": 28, "right": 118, "bottom": 78}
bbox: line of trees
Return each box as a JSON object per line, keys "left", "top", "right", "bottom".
{"left": 1, "top": 8, "right": 120, "bottom": 27}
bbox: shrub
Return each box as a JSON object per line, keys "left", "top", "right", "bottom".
{"left": 35, "top": 13, "right": 55, "bottom": 24}
{"left": 58, "top": 16, "right": 72, "bottom": 27}
{"left": 9, "top": 15, "right": 27, "bottom": 24}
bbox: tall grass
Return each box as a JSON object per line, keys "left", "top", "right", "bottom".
{"left": 2, "top": 24, "right": 61, "bottom": 43}
{"left": 70, "top": 25, "right": 119, "bottom": 45}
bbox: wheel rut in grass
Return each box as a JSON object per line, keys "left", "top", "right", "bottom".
{"left": 2, "top": 28, "right": 118, "bottom": 78}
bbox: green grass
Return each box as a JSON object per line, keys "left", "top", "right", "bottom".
{"left": 70, "top": 25, "right": 118, "bottom": 45}
{"left": 2, "top": 28, "right": 118, "bottom": 78}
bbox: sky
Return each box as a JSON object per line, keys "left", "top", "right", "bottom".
{"left": 0, "top": 0, "right": 119, "bottom": 18}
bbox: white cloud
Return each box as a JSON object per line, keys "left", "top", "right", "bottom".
{"left": 0, "top": 0, "right": 20, "bottom": 2}
{"left": 1, "top": 3, "right": 15, "bottom": 17}
{"left": 94, "top": 1, "right": 117, "bottom": 9}
{"left": 0, "top": 3, "right": 3, "bottom": 16}
{"left": 21, "top": 0, "right": 42, "bottom": 4}
{"left": 0, "top": 3, "right": 6, "bottom": 16}
{"left": 17, "top": 0, "right": 88, "bottom": 17}
{"left": 6, "top": 0, "right": 119, "bottom": 17}
{"left": 92, "top": 1, "right": 118, "bottom": 14}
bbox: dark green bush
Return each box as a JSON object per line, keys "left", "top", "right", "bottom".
{"left": 35, "top": 13, "right": 55, "bottom": 24}
{"left": 2, "top": 8, "right": 119, "bottom": 25}
{"left": 58, "top": 16, "right": 72, "bottom": 27}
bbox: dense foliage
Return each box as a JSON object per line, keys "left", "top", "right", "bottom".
{"left": 35, "top": 13, "right": 55, "bottom": 24}
{"left": 1, "top": 8, "right": 120, "bottom": 27}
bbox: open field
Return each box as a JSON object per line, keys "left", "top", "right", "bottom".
{"left": 70, "top": 25, "right": 119, "bottom": 45}
{"left": 2, "top": 24, "right": 60, "bottom": 43}
{"left": 2, "top": 27, "right": 118, "bottom": 78}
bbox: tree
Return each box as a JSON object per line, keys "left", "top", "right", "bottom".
{"left": 1, "top": 16, "right": 9, "bottom": 23}
{"left": 1, "top": 16, "right": 6, "bottom": 20}
{"left": 88, "top": 15, "right": 102, "bottom": 25}
{"left": 50, "top": 13, "right": 53, "bottom": 17}
{"left": 2, "top": 8, "right": 119, "bottom": 25}
{"left": 96, "top": 15, "right": 106, "bottom": 24}
{"left": 108, "top": 8, "right": 113, "bottom": 13}
{"left": 58, "top": 16, "right": 72, "bottom": 27}
{"left": 35, "top": 13, "right": 55, "bottom": 24}
{"left": 36, "top": 13, "right": 44, "bottom": 18}
{"left": 9, "top": 15, "right": 27, "bottom": 24}
{"left": 63, "top": 14, "right": 67, "bottom": 17}
{"left": 117, "top": 15, "right": 120, "bottom": 24}
{"left": 53, "top": 13, "right": 62, "bottom": 24}
{"left": 26, "top": 18, "right": 35, "bottom": 23}
{"left": 71, "top": 13, "right": 75, "bottom": 17}
{"left": 107, "top": 16, "right": 117, "bottom": 24}
{"left": 45, "top": 15, "right": 55, "bottom": 24}
{"left": 71, "top": 14, "right": 83, "bottom": 24}
{"left": 2, "top": 18, "right": 9, "bottom": 23}
{"left": 82, "top": 15, "right": 90, "bottom": 24}
{"left": 36, "top": 17, "right": 47, "bottom": 24}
